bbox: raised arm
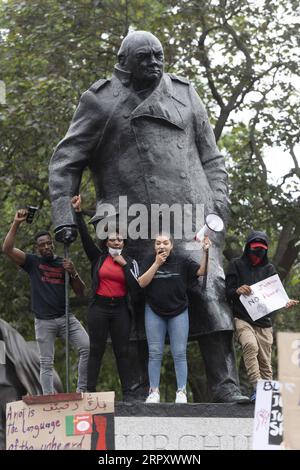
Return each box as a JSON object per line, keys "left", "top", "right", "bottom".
{"left": 71, "top": 195, "right": 100, "bottom": 262}
{"left": 2, "top": 209, "right": 27, "bottom": 266}
{"left": 196, "top": 236, "right": 211, "bottom": 276}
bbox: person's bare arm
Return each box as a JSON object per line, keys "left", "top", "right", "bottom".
{"left": 2, "top": 209, "right": 27, "bottom": 265}
{"left": 196, "top": 236, "right": 211, "bottom": 276}
{"left": 138, "top": 253, "right": 167, "bottom": 288}
{"left": 63, "top": 258, "right": 86, "bottom": 298}
{"left": 71, "top": 195, "right": 100, "bottom": 261}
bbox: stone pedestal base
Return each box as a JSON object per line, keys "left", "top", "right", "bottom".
{"left": 115, "top": 402, "right": 254, "bottom": 450}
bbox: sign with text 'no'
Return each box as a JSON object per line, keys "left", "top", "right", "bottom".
{"left": 240, "top": 274, "right": 289, "bottom": 321}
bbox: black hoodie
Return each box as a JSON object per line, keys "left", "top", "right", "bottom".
{"left": 225, "top": 231, "right": 277, "bottom": 328}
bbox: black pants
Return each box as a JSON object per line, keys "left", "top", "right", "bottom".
{"left": 87, "top": 296, "right": 133, "bottom": 394}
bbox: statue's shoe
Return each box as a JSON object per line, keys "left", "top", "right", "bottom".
{"left": 216, "top": 394, "right": 251, "bottom": 404}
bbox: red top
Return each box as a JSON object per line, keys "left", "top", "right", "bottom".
{"left": 96, "top": 255, "right": 126, "bottom": 297}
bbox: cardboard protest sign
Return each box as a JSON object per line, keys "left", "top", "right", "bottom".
{"left": 252, "top": 380, "right": 283, "bottom": 450}
{"left": 6, "top": 392, "right": 115, "bottom": 450}
{"left": 278, "top": 332, "right": 300, "bottom": 450}
{"left": 240, "top": 274, "right": 289, "bottom": 321}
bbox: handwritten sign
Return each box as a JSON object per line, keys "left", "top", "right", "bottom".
{"left": 6, "top": 392, "right": 115, "bottom": 450}
{"left": 240, "top": 274, "right": 289, "bottom": 321}
{"left": 278, "top": 332, "right": 300, "bottom": 450}
{"left": 252, "top": 380, "right": 283, "bottom": 450}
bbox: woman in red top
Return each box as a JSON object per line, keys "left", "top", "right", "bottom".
{"left": 72, "top": 196, "right": 139, "bottom": 398}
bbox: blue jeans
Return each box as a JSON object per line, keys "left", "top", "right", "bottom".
{"left": 145, "top": 304, "right": 189, "bottom": 390}
{"left": 35, "top": 314, "right": 89, "bottom": 394}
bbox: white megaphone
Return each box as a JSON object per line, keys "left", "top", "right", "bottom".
{"left": 195, "top": 213, "right": 224, "bottom": 241}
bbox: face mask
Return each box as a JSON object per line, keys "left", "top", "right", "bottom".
{"left": 108, "top": 247, "right": 122, "bottom": 257}
{"left": 249, "top": 248, "right": 266, "bottom": 258}
{"left": 247, "top": 248, "right": 267, "bottom": 266}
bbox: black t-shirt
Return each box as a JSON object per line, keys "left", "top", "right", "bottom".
{"left": 21, "top": 254, "right": 66, "bottom": 319}
{"left": 140, "top": 252, "right": 199, "bottom": 317}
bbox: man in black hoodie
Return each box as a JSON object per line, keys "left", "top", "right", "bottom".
{"left": 225, "top": 231, "right": 298, "bottom": 402}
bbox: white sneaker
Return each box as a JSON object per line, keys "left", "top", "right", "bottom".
{"left": 145, "top": 390, "right": 160, "bottom": 404}
{"left": 175, "top": 389, "right": 187, "bottom": 404}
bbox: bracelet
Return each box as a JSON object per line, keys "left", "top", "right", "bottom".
{"left": 70, "top": 272, "right": 79, "bottom": 279}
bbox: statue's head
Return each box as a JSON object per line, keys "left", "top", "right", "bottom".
{"left": 118, "top": 31, "right": 164, "bottom": 88}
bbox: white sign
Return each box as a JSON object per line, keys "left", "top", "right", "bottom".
{"left": 240, "top": 274, "right": 289, "bottom": 321}
{"left": 253, "top": 380, "right": 283, "bottom": 450}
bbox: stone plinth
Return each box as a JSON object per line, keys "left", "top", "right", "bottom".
{"left": 115, "top": 402, "right": 254, "bottom": 450}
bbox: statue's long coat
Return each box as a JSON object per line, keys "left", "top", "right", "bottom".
{"left": 49, "top": 68, "right": 233, "bottom": 337}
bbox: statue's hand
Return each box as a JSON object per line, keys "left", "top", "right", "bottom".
{"left": 54, "top": 225, "right": 78, "bottom": 244}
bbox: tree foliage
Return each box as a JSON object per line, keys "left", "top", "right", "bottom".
{"left": 0, "top": 0, "right": 299, "bottom": 400}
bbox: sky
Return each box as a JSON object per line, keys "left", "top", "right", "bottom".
{"left": 265, "top": 147, "right": 299, "bottom": 183}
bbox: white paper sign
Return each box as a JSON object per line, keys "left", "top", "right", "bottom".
{"left": 253, "top": 380, "right": 283, "bottom": 450}
{"left": 240, "top": 274, "right": 289, "bottom": 321}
